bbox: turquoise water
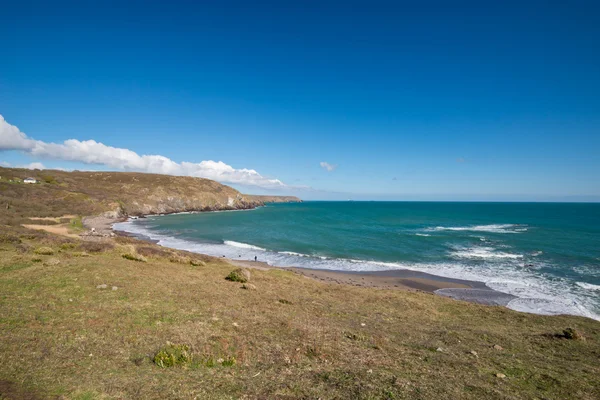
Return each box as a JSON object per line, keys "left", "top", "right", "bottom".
{"left": 115, "top": 201, "right": 600, "bottom": 320}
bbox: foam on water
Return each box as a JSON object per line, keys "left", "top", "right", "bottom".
{"left": 576, "top": 282, "right": 600, "bottom": 291}
{"left": 114, "top": 218, "right": 600, "bottom": 321}
{"left": 224, "top": 240, "right": 266, "bottom": 251}
{"left": 428, "top": 224, "right": 527, "bottom": 234}
{"left": 450, "top": 246, "right": 523, "bottom": 260}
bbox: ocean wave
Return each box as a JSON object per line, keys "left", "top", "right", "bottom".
{"left": 113, "top": 220, "right": 600, "bottom": 321}
{"left": 415, "top": 233, "right": 431, "bottom": 237}
{"left": 428, "top": 224, "right": 527, "bottom": 234}
{"left": 279, "top": 251, "right": 310, "bottom": 257}
{"left": 450, "top": 246, "right": 523, "bottom": 260}
{"left": 576, "top": 282, "right": 600, "bottom": 291}
{"left": 223, "top": 240, "right": 266, "bottom": 251}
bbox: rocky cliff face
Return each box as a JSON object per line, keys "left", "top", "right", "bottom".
{"left": 245, "top": 195, "right": 302, "bottom": 204}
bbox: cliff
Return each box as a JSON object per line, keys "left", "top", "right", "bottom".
{"left": 0, "top": 167, "right": 299, "bottom": 221}
{"left": 246, "top": 195, "right": 302, "bottom": 204}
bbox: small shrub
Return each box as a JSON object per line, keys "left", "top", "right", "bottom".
{"left": 345, "top": 331, "right": 367, "bottom": 341}
{"left": 169, "top": 254, "right": 189, "bottom": 264}
{"left": 32, "top": 257, "right": 43, "bottom": 263}
{"left": 226, "top": 268, "right": 250, "bottom": 283}
{"left": 136, "top": 246, "right": 171, "bottom": 258}
{"left": 221, "top": 356, "right": 236, "bottom": 367}
{"left": 34, "top": 247, "right": 55, "bottom": 255}
{"left": 78, "top": 241, "right": 114, "bottom": 253}
{"left": 60, "top": 242, "right": 77, "bottom": 250}
{"left": 43, "top": 258, "right": 61, "bottom": 266}
{"left": 122, "top": 253, "right": 147, "bottom": 262}
{"left": 153, "top": 343, "right": 192, "bottom": 368}
{"left": 0, "top": 234, "right": 21, "bottom": 244}
{"left": 189, "top": 259, "right": 205, "bottom": 267}
{"left": 278, "top": 299, "right": 293, "bottom": 305}
{"left": 562, "top": 328, "right": 582, "bottom": 340}
{"left": 41, "top": 175, "right": 58, "bottom": 184}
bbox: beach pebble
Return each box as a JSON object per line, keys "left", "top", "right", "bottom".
{"left": 496, "top": 373, "right": 506, "bottom": 379}
{"left": 493, "top": 344, "right": 503, "bottom": 351}
{"left": 96, "top": 284, "right": 108, "bottom": 289}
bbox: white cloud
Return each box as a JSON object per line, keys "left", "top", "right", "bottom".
{"left": 22, "top": 162, "right": 45, "bottom": 170}
{"left": 320, "top": 161, "right": 337, "bottom": 172}
{"left": 0, "top": 115, "right": 287, "bottom": 189}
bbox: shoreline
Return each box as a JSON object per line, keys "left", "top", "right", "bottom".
{"left": 103, "top": 212, "right": 517, "bottom": 307}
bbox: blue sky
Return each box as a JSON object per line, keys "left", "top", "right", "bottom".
{"left": 1, "top": 1, "right": 599, "bottom": 201}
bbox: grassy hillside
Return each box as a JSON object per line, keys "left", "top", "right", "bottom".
{"left": 0, "top": 167, "right": 298, "bottom": 224}
{"left": 0, "top": 232, "right": 599, "bottom": 399}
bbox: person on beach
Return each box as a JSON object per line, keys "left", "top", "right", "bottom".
{"left": 254, "top": 256, "right": 257, "bottom": 262}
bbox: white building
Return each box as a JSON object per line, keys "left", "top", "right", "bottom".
{"left": 23, "top": 177, "right": 37, "bottom": 184}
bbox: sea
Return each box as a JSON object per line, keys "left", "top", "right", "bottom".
{"left": 114, "top": 201, "right": 600, "bottom": 320}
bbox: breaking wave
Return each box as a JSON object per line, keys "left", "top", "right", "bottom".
{"left": 428, "top": 224, "right": 527, "bottom": 234}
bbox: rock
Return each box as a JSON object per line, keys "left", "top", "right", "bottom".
{"left": 496, "top": 373, "right": 506, "bottom": 379}
{"left": 43, "top": 258, "right": 61, "bottom": 266}
{"left": 367, "top": 369, "right": 373, "bottom": 374}
{"left": 469, "top": 350, "right": 478, "bottom": 358}
{"left": 360, "top": 323, "right": 366, "bottom": 327}
{"left": 112, "top": 286, "right": 118, "bottom": 291}
{"left": 493, "top": 344, "right": 503, "bottom": 351}
{"left": 436, "top": 347, "right": 444, "bottom": 352}
{"left": 96, "top": 284, "right": 108, "bottom": 289}
{"left": 242, "top": 283, "right": 257, "bottom": 290}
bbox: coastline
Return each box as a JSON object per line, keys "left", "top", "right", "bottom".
{"left": 104, "top": 212, "right": 517, "bottom": 307}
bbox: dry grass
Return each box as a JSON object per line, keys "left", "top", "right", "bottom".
{"left": 0, "top": 229, "right": 599, "bottom": 399}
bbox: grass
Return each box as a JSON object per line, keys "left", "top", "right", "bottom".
{"left": 0, "top": 230, "right": 599, "bottom": 399}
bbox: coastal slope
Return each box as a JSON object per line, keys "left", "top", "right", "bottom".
{"left": 0, "top": 167, "right": 298, "bottom": 220}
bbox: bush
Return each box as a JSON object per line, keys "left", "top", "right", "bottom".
{"left": 60, "top": 242, "right": 77, "bottom": 250}
{"left": 153, "top": 343, "right": 192, "bottom": 368}
{"left": 226, "top": 268, "right": 250, "bottom": 283}
{"left": 122, "top": 253, "right": 147, "bottom": 262}
{"left": 562, "top": 328, "right": 582, "bottom": 340}
{"left": 0, "top": 234, "right": 21, "bottom": 244}
{"left": 136, "top": 246, "right": 171, "bottom": 258}
{"left": 34, "top": 247, "right": 55, "bottom": 255}
{"left": 78, "top": 241, "right": 114, "bottom": 253}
